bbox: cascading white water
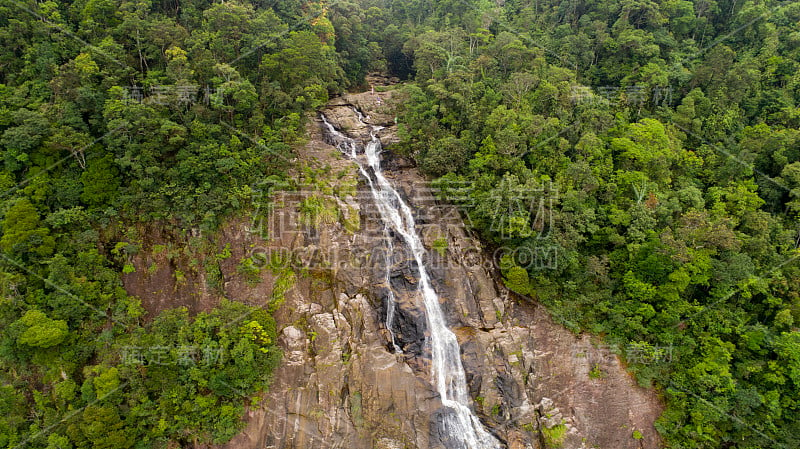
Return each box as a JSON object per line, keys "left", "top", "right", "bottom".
{"left": 321, "top": 111, "right": 502, "bottom": 449}
{"left": 383, "top": 225, "right": 402, "bottom": 354}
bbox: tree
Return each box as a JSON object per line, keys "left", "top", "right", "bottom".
{"left": 781, "top": 161, "right": 800, "bottom": 217}
{"left": 212, "top": 63, "right": 258, "bottom": 118}
{"left": 46, "top": 127, "right": 93, "bottom": 170}
{"left": 419, "top": 134, "right": 472, "bottom": 176}
{"left": 501, "top": 72, "right": 537, "bottom": 109}
{"left": 0, "top": 198, "right": 55, "bottom": 259}
{"left": 260, "top": 30, "right": 344, "bottom": 107}
{"left": 71, "top": 405, "right": 133, "bottom": 449}
{"left": 405, "top": 29, "right": 468, "bottom": 80}
{"left": 610, "top": 118, "right": 691, "bottom": 184}
{"left": 0, "top": 109, "right": 50, "bottom": 173}
{"left": 80, "top": 155, "right": 120, "bottom": 208}
{"left": 11, "top": 310, "right": 69, "bottom": 349}
{"left": 503, "top": 265, "right": 531, "bottom": 295}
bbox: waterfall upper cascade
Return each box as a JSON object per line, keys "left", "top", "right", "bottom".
{"left": 320, "top": 111, "right": 503, "bottom": 449}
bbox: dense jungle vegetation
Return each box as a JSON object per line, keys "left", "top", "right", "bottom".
{"left": 391, "top": 0, "right": 800, "bottom": 448}
{"left": 0, "top": 0, "right": 340, "bottom": 446}
{"left": 1, "top": 0, "right": 799, "bottom": 447}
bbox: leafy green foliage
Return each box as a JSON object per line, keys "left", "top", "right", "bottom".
{"left": 79, "top": 301, "right": 283, "bottom": 446}
{"left": 389, "top": 0, "right": 800, "bottom": 446}
{"left": 11, "top": 310, "right": 69, "bottom": 349}
{"left": 541, "top": 422, "right": 567, "bottom": 448}
{"left": 0, "top": 0, "right": 356, "bottom": 447}
{"left": 0, "top": 198, "right": 55, "bottom": 260}
{"left": 1, "top": 296, "right": 279, "bottom": 448}
{"left": 3, "top": 0, "right": 800, "bottom": 447}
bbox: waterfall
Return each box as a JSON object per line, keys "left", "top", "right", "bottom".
{"left": 383, "top": 225, "right": 402, "bottom": 354}
{"left": 320, "top": 111, "right": 503, "bottom": 449}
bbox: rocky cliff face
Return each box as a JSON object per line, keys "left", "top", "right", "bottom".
{"left": 125, "top": 89, "right": 664, "bottom": 449}
{"left": 222, "top": 92, "right": 663, "bottom": 449}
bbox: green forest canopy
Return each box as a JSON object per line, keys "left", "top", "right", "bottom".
{"left": 0, "top": 0, "right": 799, "bottom": 448}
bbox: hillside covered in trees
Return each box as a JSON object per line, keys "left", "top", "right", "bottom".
{"left": 391, "top": 1, "right": 800, "bottom": 447}
{"left": 0, "top": 0, "right": 346, "bottom": 446}
{"left": 1, "top": 0, "right": 799, "bottom": 448}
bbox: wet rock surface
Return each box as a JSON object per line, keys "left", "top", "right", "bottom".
{"left": 220, "top": 93, "right": 663, "bottom": 449}
{"left": 124, "top": 88, "right": 663, "bottom": 448}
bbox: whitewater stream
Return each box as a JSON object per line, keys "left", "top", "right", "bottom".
{"left": 320, "top": 110, "right": 503, "bottom": 449}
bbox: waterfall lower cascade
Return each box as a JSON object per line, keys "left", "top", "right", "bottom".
{"left": 383, "top": 224, "right": 403, "bottom": 354}
{"left": 321, "top": 111, "right": 503, "bottom": 449}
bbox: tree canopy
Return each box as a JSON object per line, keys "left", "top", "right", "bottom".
{"left": 2, "top": 0, "right": 800, "bottom": 447}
